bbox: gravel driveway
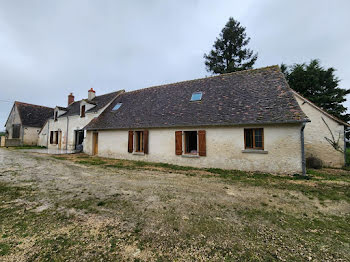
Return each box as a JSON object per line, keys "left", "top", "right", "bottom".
{"left": 0, "top": 148, "right": 349, "bottom": 261}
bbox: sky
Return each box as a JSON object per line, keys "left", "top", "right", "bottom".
{"left": 1, "top": 0, "right": 350, "bottom": 129}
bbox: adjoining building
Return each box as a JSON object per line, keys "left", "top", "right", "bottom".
{"left": 4, "top": 101, "right": 54, "bottom": 146}
{"left": 38, "top": 88, "right": 123, "bottom": 151}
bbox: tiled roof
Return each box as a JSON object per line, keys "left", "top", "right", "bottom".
{"left": 58, "top": 91, "right": 122, "bottom": 118}
{"left": 86, "top": 66, "right": 309, "bottom": 130}
{"left": 15, "top": 102, "right": 54, "bottom": 128}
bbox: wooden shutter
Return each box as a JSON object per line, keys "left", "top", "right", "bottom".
{"left": 175, "top": 131, "right": 182, "bottom": 155}
{"left": 143, "top": 130, "right": 149, "bottom": 154}
{"left": 128, "top": 131, "right": 133, "bottom": 153}
{"left": 198, "top": 130, "right": 206, "bottom": 156}
{"left": 50, "top": 131, "right": 53, "bottom": 144}
{"left": 55, "top": 131, "right": 59, "bottom": 145}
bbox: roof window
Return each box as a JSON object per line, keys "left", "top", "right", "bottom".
{"left": 191, "top": 92, "right": 202, "bottom": 101}
{"left": 112, "top": 103, "right": 122, "bottom": 111}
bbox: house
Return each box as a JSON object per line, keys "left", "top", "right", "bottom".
{"left": 84, "top": 66, "right": 314, "bottom": 174}
{"left": 293, "top": 91, "right": 349, "bottom": 168}
{"left": 4, "top": 101, "right": 54, "bottom": 146}
{"left": 38, "top": 88, "right": 123, "bottom": 151}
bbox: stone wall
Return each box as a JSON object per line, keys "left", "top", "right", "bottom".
{"left": 85, "top": 124, "right": 303, "bottom": 174}
{"left": 294, "top": 94, "right": 345, "bottom": 167}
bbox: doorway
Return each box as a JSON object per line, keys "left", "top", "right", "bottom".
{"left": 93, "top": 132, "right": 98, "bottom": 155}
{"left": 58, "top": 131, "right": 62, "bottom": 150}
{"left": 75, "top": 130, "right": 84, "bottom": 150}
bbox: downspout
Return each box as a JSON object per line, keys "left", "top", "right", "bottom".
{"left": 21, "top": 125, "right": 24, "bottom": 146}
{"left": 46, "top": 120, "right": 50, "bottom": 148}
{"left": 66, "top": 116, "right": 69, "bottom": 151}
{"left": 301, "top": 123, "right": 306, "bottom": 175}
{"left": 344, "top": 126, "right": 347, "bottom": 166}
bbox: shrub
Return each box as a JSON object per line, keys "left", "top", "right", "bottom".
{"left": 306, "top": 156, "right": 323, "bottom": 169}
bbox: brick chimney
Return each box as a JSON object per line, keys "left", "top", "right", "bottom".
{"left": 68, "top": 93, "right": 74, "bottom": 106}
{"left": 88, "top": 88, "right": 96, "bottom": 101}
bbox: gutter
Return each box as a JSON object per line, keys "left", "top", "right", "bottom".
{"left": 301, "top": 123, "right": 306, "bottom": 175}
{"left": 344, "top": 127, "right": 348, "bottom": 166}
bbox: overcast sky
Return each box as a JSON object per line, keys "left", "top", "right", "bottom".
{"left": 1, "top": 0, "right": 350, "bottom": 128}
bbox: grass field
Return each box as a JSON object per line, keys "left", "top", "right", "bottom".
{"left": 0, "top": 150, "right": 349, "bottom": 261}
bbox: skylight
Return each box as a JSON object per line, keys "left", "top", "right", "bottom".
{"left": 191, "top": 92, "right": 202, "bottom": 101}
{"left": 112, "top": 103, "right": 122, "bottom": 111}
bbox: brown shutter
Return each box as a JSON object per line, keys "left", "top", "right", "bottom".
{"left": 50, "top": 131, "right": 53, "bottom": 144}
{"left": 128, "top": 131, "right": 133, "bottom": 153}
{"left": 175, "top": 131, "right": 182, "bottom": 155}
{"left": 55, "top": 131, "right": 59, "bottom": 145}
{"left": 198, "top": 130, "right": 206, "bottom": 156}
{"left": 143, "top": 130, "right": 149, "bottom": 154}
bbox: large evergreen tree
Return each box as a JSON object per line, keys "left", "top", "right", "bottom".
{"left": 204, "top": 17, "right": 258, "bottom": 74}
{"left": 282, "top": 59, "right": 350, "bottom": 122}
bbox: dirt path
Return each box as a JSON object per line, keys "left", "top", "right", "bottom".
{"left": 0, "top": 148, "right": 349, "bottom": 261}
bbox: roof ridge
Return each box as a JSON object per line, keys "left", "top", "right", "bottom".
{"left": 65, "top": 90, "right": 121, "bottom": 107}
{"left": 15, "top": 101, "right": 54, "bottom": 109}
{"left": 123, "top": 65, "right": 280, "bottom": 95}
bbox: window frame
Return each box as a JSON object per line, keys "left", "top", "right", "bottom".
{"left": 134, "top": 131, "right": 144, "bottom": 153}
{"left": 112, "top": 103, "right": 122, "bottom": 111}
{"left": 81, "top": 105, "right": 86, "bottom": 118}
{"left": 244, "top": 128, "right": 264, "bottom": 150}
{"left": 183, "top": 131, "right": 198, "bottom": 155}
{"left": 190, "top": 92, "right": 202, "bottom": 102}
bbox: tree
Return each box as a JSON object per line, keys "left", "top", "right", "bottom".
{"left": 282, "top": 59, "right": 350, "bottom": 122}
{"left": 204, "top": 17, "right": 258, "bottom": 74}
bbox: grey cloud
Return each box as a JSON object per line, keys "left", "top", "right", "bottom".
{"left": 1, "top": 0, "right": 350, "bottom": 128}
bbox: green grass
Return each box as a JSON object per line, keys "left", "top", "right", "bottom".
{"left": 55, "top": 155, "right": 350, "bottom": 203}
{"left": 12, "top": 145, "right": 47, "bottom": 150}
{"left": 77, "top": 158, "right": 106, "bottom": 165}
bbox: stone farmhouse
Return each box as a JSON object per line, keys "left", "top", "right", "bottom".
{"left": 4, "top": 66, "right": 349, "bottom": 174}
{"left": 38, "top": 88, "right": 123, "bottom": 151}
{"left": 83, "top": 66, "right": 348, "bottom": 174}
{"left": 4, "top": 101, "right": 53, "bottom": 146}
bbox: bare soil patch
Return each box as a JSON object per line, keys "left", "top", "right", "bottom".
{"left": 0, "top": 148, "right": 349, "bottom": 261}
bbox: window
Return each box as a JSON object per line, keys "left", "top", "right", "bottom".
{"left": 184, "top": 131, "right": 198, "bottom": 154}
{"left": 135, "top": 131, "right": 144, "bottom": 152}
{"left": 128, "top": 130, "right": 149, "bottom": 154}
{"left": 175, "top": 130, "right": 206, "bottom": 156}
{"left": 244, "top": 128, "right": 264, "bottom": 150}
{"left": 112, "top": 103, "right": 122, "bottom": 111}
{"left": 12, "top": 124, "right": 20, "bottom": 139}
{"left": 191, "top": 92, "right": 202, "bottom": 101}
{"left": 81, "top": 105, "right": 86, "bottom": 117}
{"left": 54, "top": 111, "right": 58, "bottom": 121}
{"left": 50, "top": 131, "right": 59, "bottom": 145}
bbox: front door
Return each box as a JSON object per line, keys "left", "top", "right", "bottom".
{"left": 93, "top": 132, "right": 98, "bottom": 155}
{"left": 75, "top": 130, "right": 84, "bottom": 149}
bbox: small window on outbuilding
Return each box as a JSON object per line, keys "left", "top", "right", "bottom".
{"left": 191, "top": 92, "right": 202, "bottom": 101}
{"left": 184, "top": 131, "right": 198, "bottom": 154}
{"left": 112, "top": 103, "right": 122, "bottom": 111}
{"left": 244, "top": 128, "right": 264, "bottom": 150}
{"left": 135, "top": 131, "right": 144, "bottom": 152}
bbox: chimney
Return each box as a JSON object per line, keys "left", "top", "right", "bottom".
{"left": 88, "top": 88, "right": 96, "bottom": 101}
{"left": 68, "top": 93, "right": 74, "bottom": 106}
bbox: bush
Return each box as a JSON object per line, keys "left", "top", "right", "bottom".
{"left": 306, "top": 156, "right": 323, "bottom": 169}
